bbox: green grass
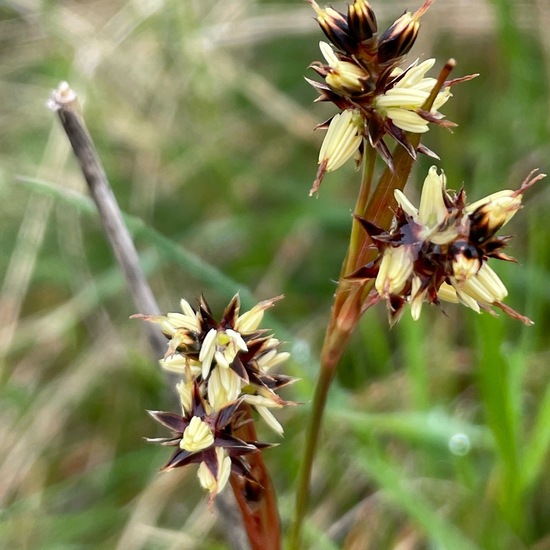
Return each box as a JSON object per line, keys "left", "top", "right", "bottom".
{"left": 1, "top": 0, "right": 550, "bottom": 548}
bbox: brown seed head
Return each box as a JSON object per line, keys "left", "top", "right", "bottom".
{"left": 450, "top": 241, "right": 482, "bottom": 283}
{"left": 347, "top": 0, "right": 378, "bottom": 43}
{"left": 309, "top": 0, "right": 355, "bottom": 53}
{"left": 377, "top": 11, "right": 420, "bottom": 63}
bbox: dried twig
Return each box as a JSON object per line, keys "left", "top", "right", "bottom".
{"left": 48, "top": 82, "right": 166, "bottom": 357}
{"left": 48, "top": 82, "right": 251, "bottom": 550}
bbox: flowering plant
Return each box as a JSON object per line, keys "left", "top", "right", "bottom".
{"left": 130, "top": 1, "right": 543, "bottom": 548}
{"left": 134, "top": 295, "right": 293, "bottom": 503}
{"left": 307, "top": 0, "right": 476, "bottom": 194}
{"left": 289, "top": 1, "right": 544, "bottom": 548}
{"left": 42, "top": 0, "right": 548, "bottom": 546}
{"left": 349, "top": 167, "right": 543, "bottom": 325}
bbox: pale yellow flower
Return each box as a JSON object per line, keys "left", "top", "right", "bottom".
{"left": 375, "top": 245, "right": 414, "bottom": 298}
{"left": 319, "top": 41, "right": 368, "bottom": 94}
{"left": 207, "top": 366, "right": 242, "bottom": 410}
{"left": 197, "top": 447, "right": 231, "bottom": 496}
{"left": 352, "top": 166, "right": 540, "bottom": 325}
{"left": 176, "top": 379, "right": 195, "bottom": 415}
{"left": 318, "top": 110, "right": 363, "bottom": 172}
{"left": 199, "top": 328, "right": 248, "bottom": 379}
{"left": 374, "top": 59, "right": 451, "bottom": 133}
{"left": 180, "top": 416, "right": 214, "bottom": 452}
{"left": 243, "top": 395, "right": 284, "bottom": 435}
{"left": 160, "top": 354, "right": 201, "bottom": 377}
{"left": 235, "top": 295, "right": 283, "bottom": 333}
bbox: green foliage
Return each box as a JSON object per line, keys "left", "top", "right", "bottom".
{"left": 2, "top": 0, "right": 550, "bottom": 548}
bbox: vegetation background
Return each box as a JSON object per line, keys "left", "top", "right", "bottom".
{"left": 1, "top": 0, "right": 550, "bottom": 548}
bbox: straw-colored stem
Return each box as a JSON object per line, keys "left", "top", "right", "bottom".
{"left": 48, "top": 82, "right": 166, "bottom": 355}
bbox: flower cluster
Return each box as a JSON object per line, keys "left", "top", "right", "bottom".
{"left": 133, "top": 295, "right": 293, "bottom": 500}
{"left": 307, "top": 0, "right": 476, "bottom": 194}
{"left": 349, "top": 167, "right": 544, "bottom": 325}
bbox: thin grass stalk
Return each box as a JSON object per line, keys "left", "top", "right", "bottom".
{"left": 290, "top": 60, "right": 456, "bottom": 550}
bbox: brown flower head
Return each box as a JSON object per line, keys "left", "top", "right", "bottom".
{"left": 349, "top": 167, "right": 544, "bottom": 325}
{"left": 133, "top": 294, "right": 294, "bottom": 434}
{"left": 307, "top": 0, "right": 477, "bottom": 194}
{"left": 147, "top": 382, "right": 273, "bottom": 502}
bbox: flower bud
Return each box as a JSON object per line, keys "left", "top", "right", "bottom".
{"left": 318, "top": 42, "right": 368, "bottom": 94}
{"left": 375, "top": 245, "right": 414, "bottom": 297}
{"left": 466, "top": 190, "right": 522, "bottom": 243}
{"left": 459, "top": 263, "right": 508, "bottom": 305}
{"left": 317, "top": 109, "right": 363, "bottom": 171}
{"left": 244, "top": 396, "right": 284, "bottom": 435}
{"left": 437, "top": 282, "right": 459, "bottom": 304}
{"left": 377, "top": 12, "right": 420, "bottom": 63}
{"left": 347, "top": 0, "right": 377, "bottom": 43}
{"left": 450, "top": 241, "right": 481, "bottom": 283}
{"left": 310, "top": 1, "right": 355, "bottom": 53}
{"left": 418, "top": 166, "right": 448, "bottom": 228}
{"left": 176, "top": 379, "right": 195, "bottom": 414}
{"left": 197, "top": 448, "right": 231, "bottom": 496}
{"left": 180, "top": 416, "right": 214, "bottom": 452}
{"left": 409, "top": 275, "right": 427, "bottom": 320}
{"left": 236, "top": 296, "right": 283, "bottom": 332}
{"left": 207, "top": 366, "right": 241, "bottom": 410}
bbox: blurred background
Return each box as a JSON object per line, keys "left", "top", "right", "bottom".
{"left": 1, "top": 0, "right": 550, "bottom": 548}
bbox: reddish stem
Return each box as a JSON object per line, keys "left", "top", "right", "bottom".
{"left": 290, "top": 60, "right": 456, "bottom": 550}
{"left": 231, "top": 405, "right": 281, "bottom": 550}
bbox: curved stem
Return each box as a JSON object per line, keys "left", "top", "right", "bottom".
{"left": 288, "top": 144, "right": 413, "bottom": 550}
{"left": 289, "top": 147, "right": 373, "bottom": 548}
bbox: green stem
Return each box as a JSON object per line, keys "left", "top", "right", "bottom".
{"left": 345, "top": 144, "right": 378, "bottom": 276}
{"left": 289, "top": 141, "right": 416, "bottom": 550}
{"left": 289, "top": 292, "right": 359, "bottom": 550}
{"left": 289, "top": 143, "right": 376, "bottom": 550}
